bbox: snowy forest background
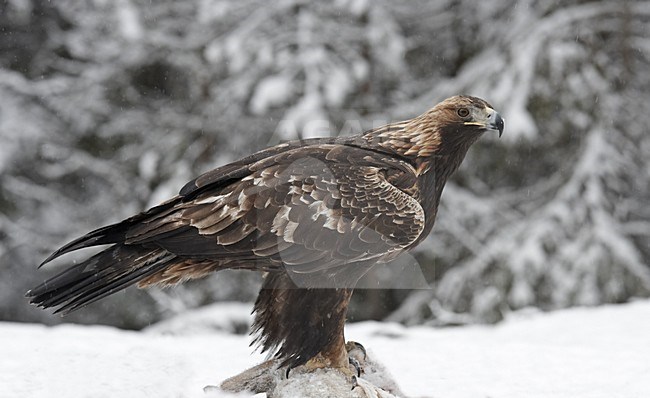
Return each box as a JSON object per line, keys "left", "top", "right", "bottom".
{"left": 1, "top": 0, "right": 649, "bottom": 330}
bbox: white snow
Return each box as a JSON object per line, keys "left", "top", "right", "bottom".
{"left": 324, "top": 67, "right": 352, "bottom": 108}
{"left": 115, "top": 0, "right": 143, "bottom": 41}
{"left": 249, "top": 74, "right": 294, "bottom": 115}
{"left": 2, "top": 300, "right": 650, "bottom": 398}
{"left": 277, "top": 94, "right": 330, "bottom": 140}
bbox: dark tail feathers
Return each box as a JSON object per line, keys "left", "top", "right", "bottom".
{"left": 27, "top": 245, "right": 176, "bottom": 315}
{"left": 38, "top": 196, "right": 181, "bottom": 267}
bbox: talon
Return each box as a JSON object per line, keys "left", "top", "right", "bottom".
{"left": 346, "top": 340, "right": 366, "bottom": 377}
{"left": 350, "top": 375, "right": 358, "bottom": 390}
{"left": 285, "top": 367, "right": 291, "bottom": 379}
{"left": 349, "top": 356, "right": 362, "bottom": 377}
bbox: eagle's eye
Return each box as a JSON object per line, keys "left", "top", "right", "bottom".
{"left": 457, "top": 108, "right": 470, "bottom": 118}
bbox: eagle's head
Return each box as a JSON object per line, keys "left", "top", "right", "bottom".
{"left": 430, "top": 95, "right": 504, "bottom": 138}
{"left": 368, "top": 95, "right": 503, "bottom": 173}
{"left": 406, "top": 95, "right": 504, "bottom": 158}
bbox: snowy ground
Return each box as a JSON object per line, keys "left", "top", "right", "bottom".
{"left": 2, "top": 300, "right": 650, "bottom": 398}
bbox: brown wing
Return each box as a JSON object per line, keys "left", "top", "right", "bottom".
{"left": 128, "top": 144, "right": 425, "bottom": 288}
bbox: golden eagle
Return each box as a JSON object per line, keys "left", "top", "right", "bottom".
{"left": 28, "top": 95, "right": 503, "bottom": 376}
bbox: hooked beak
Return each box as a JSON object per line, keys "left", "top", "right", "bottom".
{"left": 464, "top": 107, "right": 505, "bottom": 137}
{"left": 487, "top": 110, "right": 504, "bottom": 137}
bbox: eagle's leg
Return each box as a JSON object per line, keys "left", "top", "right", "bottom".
{"left": 302, "top": 327, "right": 351, "bottom": 375}
{"left": 302, "top": 339, "right": 368, "bottom": 380}
{"left": 251, "top": 272, "right": 356, "bottom": 378}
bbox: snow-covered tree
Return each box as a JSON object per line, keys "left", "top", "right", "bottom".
{"left": 389, "top": 0, "right": 650, "bottom": 324}
{"left": 1, "top": 0, "right": 649, "bottom": 327}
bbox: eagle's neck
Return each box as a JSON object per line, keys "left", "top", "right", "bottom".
{"left": 362, "top": 115, "right": 441, "bottom": 162}
{"left": 416, "top": 128, "right": 484, "bottom": 243}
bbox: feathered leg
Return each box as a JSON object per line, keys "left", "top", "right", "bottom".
{"left": 251, "top": 272, "right": 354, "bottom": 374}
